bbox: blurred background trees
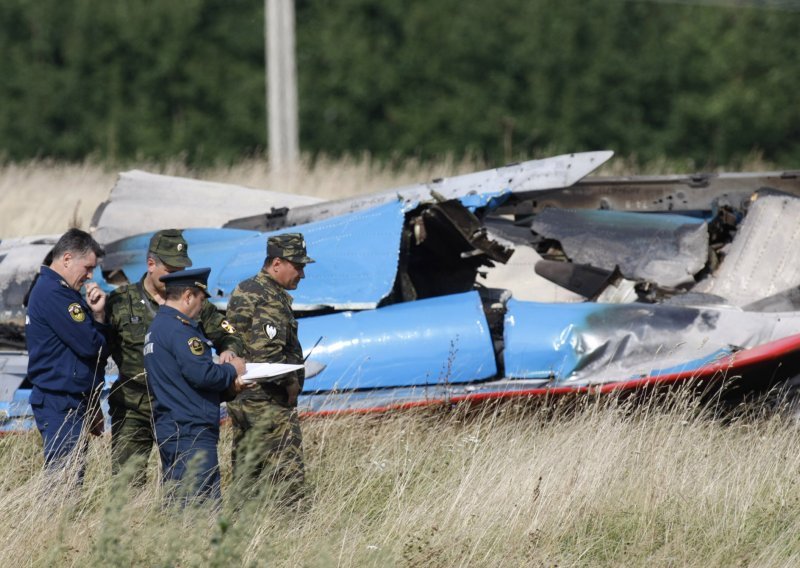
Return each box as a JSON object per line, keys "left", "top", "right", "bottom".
{"left": 1, "top": 0, "right": 798, "bottom": 167}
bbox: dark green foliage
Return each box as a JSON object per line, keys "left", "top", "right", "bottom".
{"left": 1, "top": 0, "right": 799, "bottom": 166}
{"left": 0, "top": 0, "right": 266, "bottom": 163}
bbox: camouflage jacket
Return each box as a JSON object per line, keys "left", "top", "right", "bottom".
{"left": 226, "top": 270, "right": 304, "bottom": 402}
{"left": 105, "top": 274, "right": 243, "bottom": 385}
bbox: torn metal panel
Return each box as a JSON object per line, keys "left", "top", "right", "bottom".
{"left": 224, "top": 151, "right": 614, "bottom": 231}
{"left": 0, "top": 351, "right": 33, "bottom": 433}
{"left": 477, "top": 245, "right": 584, "bottom": 303}
{"left": 101, "top": 200, "right": 408, "bottom": 311}
{"left": 101, "top": 198, "right": 511, "bottom": 311}
{"left": 695, "top": 194, "right": 800, "bottom": 307}
{"left": 397, "top": 200, "right": 513, "bottom": 301}
{"left": 743, "top": 288, "right": 800, "bottom": 312}
{"left": 533, "top": 260, "right": 621, "bottom": 300}
{"left": 503, "top": 299, "right": 800, "bottom": 385}
{"left": 299, "top": 291, "right": 497, "bottom": 392}
{"left": 530, "top": 209, "right": 709, "bottom": 287}
{"left": 505, "top": 170, "right": 800, "bottom": 214}
{"left": 91, "top": 170, "right": 323, "bottom": 243}
{"left": 0, "top": 237, "right": 58, "bottom": 323}
{"left": 0, "top": 323, "right": 25, "bottom": 350}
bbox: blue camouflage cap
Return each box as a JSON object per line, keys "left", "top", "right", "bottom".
{"left": 267, "top": 233, "right": 315, "bottom": 264}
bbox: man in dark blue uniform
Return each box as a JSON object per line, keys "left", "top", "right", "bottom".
{"left": 143, "top": 267, "right": 248, "bottom": 502}
{"left": 26, "top": 228, "right": 109, "bottom": 470}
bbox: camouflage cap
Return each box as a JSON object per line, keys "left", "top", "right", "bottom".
{"left": 149, "top": 229, "right": 192, "bottom": 268}
{"left": 267, "top": 233, "right": 315, "bottom": 264}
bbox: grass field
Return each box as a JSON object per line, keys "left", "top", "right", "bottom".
{"left": 1, "top": 396, "right": 799, "bottom": 567}
{"left": 1, "top": 153, "right": 796, "bottom": 566}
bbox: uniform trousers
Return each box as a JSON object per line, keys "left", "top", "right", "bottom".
{"left": 157, "top": 428, "right": 221, "bottom": 503}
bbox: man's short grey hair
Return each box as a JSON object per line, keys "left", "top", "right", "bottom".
{"left": 51, "top": 228, "right": 104, "bottom": 260}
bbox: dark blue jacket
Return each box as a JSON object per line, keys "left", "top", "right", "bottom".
{"left": 26, "top": 266, "right": 109, "bottom": 394}
{"left": 144, "top": 305, "right": 236, "bottom": 438}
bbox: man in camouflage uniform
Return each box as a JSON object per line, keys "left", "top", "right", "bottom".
{"left": 226, "top": 233, "right": 313, "bottom": 501}
{"left": 105, "top": 229, "right": 244, "bottom": 482}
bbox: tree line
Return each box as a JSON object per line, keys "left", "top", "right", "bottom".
{"left": 1, "top": 0, "right": 798, "bottom": 167}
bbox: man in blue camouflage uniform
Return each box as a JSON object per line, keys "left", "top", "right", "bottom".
{"left": 226, "top": 233, "right": 313, "bottom": 502}
{"left": 143, "top": 267, "right": 248, "bottom": 502}
{"left": 26, "top": 229, "right": 109, "bottom": 470}
{"left": 105, "top": 229, "right": 244, "bottom": 482}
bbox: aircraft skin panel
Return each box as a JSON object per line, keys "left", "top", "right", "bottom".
{"left": 92, "top": 170, "right": 323, "bottom": 243}
{"left": 503, "top": 300, "right": 588, "bottom": 380}
{"left": 235, "top": 151, "right": 614, "bottom": 230}
{"left": 530, "top": 209, "right": 709, "bottom": 287}
{"left": 509, "top": 170, "right": 800, "bottom": 214}
{"left": 298, "top": 333, "right": 800, "bottom": 416}
{"left": 503, "top": 299, "right": 800, "bottom": 385}
{"left": 100, "top": 200, "right": 407, "bottom": 311}
{"left": 299, "top": 291, "right": 497, "bottom": 391}
{"left": 695, "top": 194, "right": 800, "bottom": 307}
{"left": 0, "top": 384, "right": 35, "bottom": 433}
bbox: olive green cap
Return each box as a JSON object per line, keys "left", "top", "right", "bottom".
{"left": 149, "top": 229, "right": 192, "bottom": 268}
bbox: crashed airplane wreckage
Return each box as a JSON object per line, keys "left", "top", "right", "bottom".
{"left": 3, "top": 151, "right": 800, "bottom": 431}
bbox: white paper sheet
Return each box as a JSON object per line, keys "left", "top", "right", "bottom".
{"left": 241, "top": 362, "right": 304, "bottom": 382}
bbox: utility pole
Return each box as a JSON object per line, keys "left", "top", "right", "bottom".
{"left": 266, "top": 0, "right": 299, "bottom": 172}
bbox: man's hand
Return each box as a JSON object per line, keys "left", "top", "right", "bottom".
{"left": 227, "top": 355, "right": 246, "bottom": 377}
{"left": 225, "top": 375, "right": 257, "bottom": 399}
{"left": 85, "top": 282, "right": 107, "bottom": 323}
{"left": 286, "top": 378, "right": 301, "bottom": 406}
{"left": 218, "top": 350, "right": 237, "bottom": 364}
{"left": 88, "top": 405, "right": 105, "bottom": 436}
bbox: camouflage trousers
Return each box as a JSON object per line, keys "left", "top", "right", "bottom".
{"left": 225, "top": 397, "right": 305, "bottom": 502}
{"left": 108, "top": 380, "right": 156, "bottom": 484}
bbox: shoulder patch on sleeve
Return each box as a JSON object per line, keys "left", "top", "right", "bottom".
{"left": 221, "top": 320, "right": 236, "bottom": 334}
{"left": 68, "top": 303, "right": 86, "bottom": 322}
{"left": 188, "top": 337, "right": 205, "bottom": 355}
{"left": 264, "top": 323, "right": 278, "bottom": 340}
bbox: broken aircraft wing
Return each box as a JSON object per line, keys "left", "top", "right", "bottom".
{"left": 91, "top": 170, "right": 324, "bottom": 243}
{"left": 224, "top": 151, "right": 614, "bottom": 231}
{"left": 508, "top": 169, "right": 800, "bottom": 214}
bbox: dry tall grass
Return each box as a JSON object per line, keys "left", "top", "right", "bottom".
{"left": 0, "top": 155, "right": 491, "bottom": 240}
{"left": 1, "top": 395, "right": 799, "bottom": 567}
{"left": 0, "top": 151, "right": 780, "bottom": 240}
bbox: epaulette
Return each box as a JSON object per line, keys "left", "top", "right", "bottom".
{"left": 176, "top": 315, "right": 191, "bottom": 325}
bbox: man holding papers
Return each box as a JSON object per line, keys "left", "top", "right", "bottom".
{"left": 225, "top": 233, "right": 314, "bottom": 503}
{"left": 143, "top": 267, "right": 248, "bottom": 502}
